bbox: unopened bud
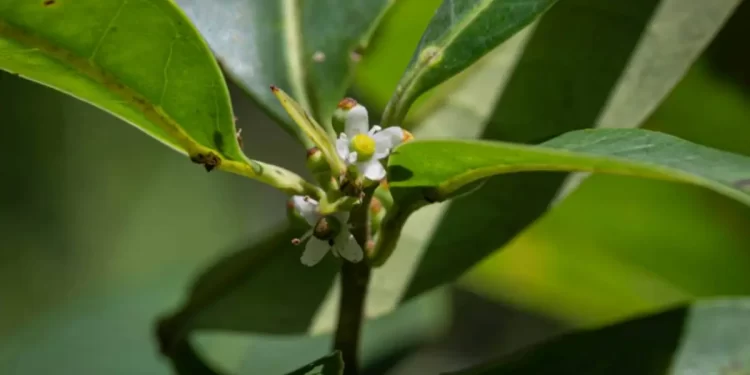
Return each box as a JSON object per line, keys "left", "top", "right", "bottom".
{"left": 402, "top": 129, "right": 414, "bottom": 143}
{"left": 333, "top": 98, "right": 358, "bottom": 133}
{"left": 306, "top": 147, "right": 329, "bottom": 174}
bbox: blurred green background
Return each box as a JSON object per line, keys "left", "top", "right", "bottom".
{"left": 2, "top": 0, "right": 749, "bottom": 374}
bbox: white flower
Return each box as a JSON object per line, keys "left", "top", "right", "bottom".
{"left": 335, "top": 104, "right": 406, "bottom": 181}
{"left": 291, "top": 195, "right": 363, "bottom": 266}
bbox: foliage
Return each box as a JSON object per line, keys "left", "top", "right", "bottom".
{"left": 0, "top": 0, "right": 747, "bottom": 374}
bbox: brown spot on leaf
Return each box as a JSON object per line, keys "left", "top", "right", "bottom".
{"left": 269, "top": 85, "right": 279, "bottom": 92}
{"left": 190, "top": 152, "right": 221, "bottom": 172}
{"left": 43, "top": 0, "right": 56, "bottom": 6}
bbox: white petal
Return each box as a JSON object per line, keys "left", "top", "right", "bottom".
{"left": 301, "top": 238, "right": 331, "bottom": 266}
{"left": 358, "top": 159, "right": 386, "bottom": 181}
{"left": 347, "top": 151, "right": 358, "bottom": 165}
{"left": 334, "top": 234, "right": 364, "bottom": 263}
{"left": 345, "top": 104, "right": 369, "bottom": 138}
{"left": 372, "top": 126, "right": 405, "bottom": 150}
{"left": 336, "top": 135, "right": 350, "bottom": 161}
{"left": 292, "top": 195, "right": 320, "bottom": 226}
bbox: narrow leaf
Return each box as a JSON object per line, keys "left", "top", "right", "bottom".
{"left": 388, "top": 129, "right": 750, "bottom": 207}
{"left": 381, "top": 0, "right": 559, "bottom": 126}
{"left": 448, "top": 298, "right": 750, "bottom": 375}
{"left": 177, "top": 0, "right": 395, "bottom": 140}
{"left": 271, "top": 86, "right": 346, "bottom": 174}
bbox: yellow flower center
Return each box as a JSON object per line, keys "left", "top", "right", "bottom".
{"left": 350, "top": 134, "right": 375, "bottom": 161}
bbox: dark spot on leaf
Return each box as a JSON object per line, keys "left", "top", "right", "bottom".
{"left": 43, "top": 0, "right": 55, "bottom": 6}
{"left": 212, "top": 131, "right": 225, "bottom": 153}
{"left": 190, "top": 152, "right": 221, "bottom": 172}
{"left": 386, "top": 165, "right": 413, "bottom": 183}
{"left": 275, "top": 169, "right": 284, "bottom": 176}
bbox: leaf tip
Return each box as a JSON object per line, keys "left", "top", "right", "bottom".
{"left": 269, "top": 84, "right": 279, "bottom": 92}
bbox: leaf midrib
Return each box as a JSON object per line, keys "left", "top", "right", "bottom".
{"left": 0, "top": 18, "right": 212, "bottom": 157}
{"left": 392, "top": 139, "right": 750, "bottom": 207}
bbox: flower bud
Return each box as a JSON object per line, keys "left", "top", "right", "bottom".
{"left": 333, "top": 98, "right": 358, "bottom": 134}
{"left": 306, "top": 147, "right": 329, "bottom": 174}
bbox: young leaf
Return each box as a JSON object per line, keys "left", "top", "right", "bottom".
{"left": 271, "top": 86, "right": 346, "bottom": 174}
{"left": 0, "top": 0, "right": 313, "bottom": 193}
{"left": 447, "top": 298, "right": 750, "bottom": 374}
{"left": 381, "top": 0, "right": 559, "bottom": 126}
{"left": 398, "top": 0, "right": 742, "bottom": 302}
{"left": 176, "top": 0, "right": 395, "bottom": 143}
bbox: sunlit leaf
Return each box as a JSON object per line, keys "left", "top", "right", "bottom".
{"left": 381, "top": 0, "right": 559, "bottom": 126}
{"left": 0, "top": 0, "right": 236, "bottom": 161}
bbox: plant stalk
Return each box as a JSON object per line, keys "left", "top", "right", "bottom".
{"left": 333, "top": 188, "right": 375, "bottom": 375}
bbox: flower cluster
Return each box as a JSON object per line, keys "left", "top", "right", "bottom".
{"left": 290, "top": 100, "right": 408, "bottom": 266}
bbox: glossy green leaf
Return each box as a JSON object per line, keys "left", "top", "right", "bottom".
{"left": 177, "top": 0, "right": 394, "bottom": 143}
{"left": 448, "top": 298, "right": 750, "bottom": 374}
{"left": 388, "top": 128, "right": 750, "bottom": 205}
{"left": 381, "top": 0, "right": 559, "bottom": 126}
{"left": 0, "top": 0, "right": 316, "bottom": 192}
{"left": 285, "top": 351, "right": 343, "bottom": 375}
{"left": 399, "top": 0, "right": 741, "bottom": 302}
{"left": 0, "top": 0, "right": 237, "bottom": 160}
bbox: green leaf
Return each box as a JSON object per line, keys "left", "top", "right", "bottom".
{"left": 0, "top": 0, "right": 236, "bottom": 161}
{"left": 381, "top": 0, "right": 559, "bottom": 126}
{"left": 285, "top": 351, "right": 344, "bottom": 375}
{"left": 271, "top": 86, "right": 346, "bottom": 175}
{"left": 447, "top": 298, "right": 750, "bottom": 374}
{"left": 379, "top": 128, "right": 750, "bottom": 266}
{"left": 389, "top": 128, "right": 750, "bottom": 205}
{"left": 398, "top": 0, "right": 742, "bottom": 302}
{"left": 0, "top": 0, "right": 315, "bottom": 192}
{"left": 176, "top": 0, "right": 395, "bottom": 142}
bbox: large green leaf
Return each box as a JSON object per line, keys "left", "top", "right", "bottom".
{"left": 383, "top": 128, "right": 750, "bottom": 278}
{"left": 380, "top": 0, "right": 559, "bottom": 126}
{"left": 0, "top": 0, "right": 237, "bottom": 161}
{"left": 0, "top": 0, "right": 316, "bottom": 191}
{"left": 399, "top": 0, "right": 741, "bottom": 301}
{"left": 388, "top": 128, "right": 750, "bottom": 206}
{"left": 448, "top": 298, "right": 750, "bottom": 374}
{"left": 177, "top": 0, "right": 394, "bottom": 141}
